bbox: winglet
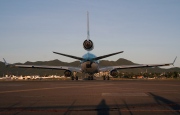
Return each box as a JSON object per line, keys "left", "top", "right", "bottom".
{"left": 172, "top": 56, "right": 177, "bottom": 66}
{"left": 3, "top": 58, "right": 9, "bottom": 66}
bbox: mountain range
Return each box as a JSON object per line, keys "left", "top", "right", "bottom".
{"left": 0, "top": 58, "right": 179, "bottom": 76}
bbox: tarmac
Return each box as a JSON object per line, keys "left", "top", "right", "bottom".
{"left": 0, "top": 80, "right": 180, "bottom": 115}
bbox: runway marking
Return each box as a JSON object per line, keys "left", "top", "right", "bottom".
{"left": 0, "top": 84, "right": 25, "bottom": 87}
{"left": 0, "top": 87, "right": 68, "bottom": 94}
{"left": 0, "top": 84, "right": 113, "bottom": 94}
{"left": 102, "top": 93, "right": 148, "bottom": 96}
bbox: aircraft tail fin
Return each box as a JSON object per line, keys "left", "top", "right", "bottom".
{"left": 87, "top": 11, "right": 90, "bottom": 40}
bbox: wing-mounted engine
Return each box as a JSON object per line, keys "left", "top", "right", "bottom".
{"left": 64, "top": 70, "right": 72, "bottom": 77}
{"left": 110, "top": 69, "right": 119, "bottom": 78}
{"left": 83, "top": 39, "right": 94, "bottom": 51}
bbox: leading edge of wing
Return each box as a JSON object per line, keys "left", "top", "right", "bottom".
{"left": 99, "top": 63, "right": 173, "bottom": 72}
{"left": 12, "top": 65, "right": 81, "bottom": 72}
{"left": 99, "top": 57, "right": 177, "bottom": 71}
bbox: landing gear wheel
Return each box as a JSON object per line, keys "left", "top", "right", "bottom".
{"left": 75, "top": 76, "right": 78, "bottom": 80}
{"left": 107, "top": 76, "right": 110, "bottom": 80}
{"left": 71, "top": 76, "right": 74, "bottom": 80}
{"left": 103, "top": 76, "right": 106, "bottom": 80}
{"left": 90, "top": 76, "right": 93, "bottom": 80}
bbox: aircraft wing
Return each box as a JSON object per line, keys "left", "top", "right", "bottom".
{"left": 3, "top": 59, "right": 81, "bottom": 72}
{"left": 99, "top": 57, "right": 177, "bottom": 72}
{"left": 13, "top": 65, "right": 81, "bottom": 72}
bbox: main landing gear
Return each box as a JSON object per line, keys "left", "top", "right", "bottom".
{"left": 103, "top": 76, "right": 110, "bottom": 80}
{"left": 71, "top": 72, "right": 78, "bottom": 80}
{"left": 71, "top": 76, "right": 78, "bottom": 80}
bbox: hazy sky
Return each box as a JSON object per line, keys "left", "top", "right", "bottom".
{"left": 0, "top": 0, "right": 180, "bottom": 68}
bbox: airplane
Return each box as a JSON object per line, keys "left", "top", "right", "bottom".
{"left": 3, "top": 12, "right": 177, "bottom": 80}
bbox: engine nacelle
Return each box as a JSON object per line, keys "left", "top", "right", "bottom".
{"left": 64, "top": 70, "right": 72, "bottom": 77}
{"left": 83, "top": 40, "right": 94, "bottom": 51}
{"left": 110, "top": 69, "right": 119, "bottom": 78}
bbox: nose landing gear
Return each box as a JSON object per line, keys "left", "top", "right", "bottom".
{"left": 88, "top": 76, "right": 94, "bottom": 80}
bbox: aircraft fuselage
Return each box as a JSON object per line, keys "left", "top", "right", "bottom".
{"left": 81, "top": 61, "right": 99, "bottom": 74}
{"left": 80, "top": 52, "right": 99, "bottom": 75}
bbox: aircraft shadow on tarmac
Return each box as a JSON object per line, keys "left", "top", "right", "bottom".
{"left": 0, "top": 99, "right": 111, "bottom": 115}
{"left": 149, "top": 92, "right": 180, "bottom": 114}
{"left": 0, "top": 95, "right": 180, "bottom": 114}
{"left": 63, "top": 99, "right": 110, "bottom": 115}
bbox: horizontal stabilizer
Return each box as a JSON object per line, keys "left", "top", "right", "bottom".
{"left": 53, "top": 51, "right": 84, "bottom": 60}
{"left": 93, "top": 51, "right": 124, "bottom": 60}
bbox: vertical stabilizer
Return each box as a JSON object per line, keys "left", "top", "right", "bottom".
{"left": 87, "top": 11, "right": 90, "bottom": 40}
{"left": 83, "top": 11, "right": 94, "bottom": 51}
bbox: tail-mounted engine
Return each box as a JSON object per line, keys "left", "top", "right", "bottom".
{"left": 83, "top": 40, "right": 94, "bottom": 51}
{"left": 110, "top": 69, "right": 119, "bottom": 78}
{"left": 64, "top": 70, "right": 72, "bottom": 77}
